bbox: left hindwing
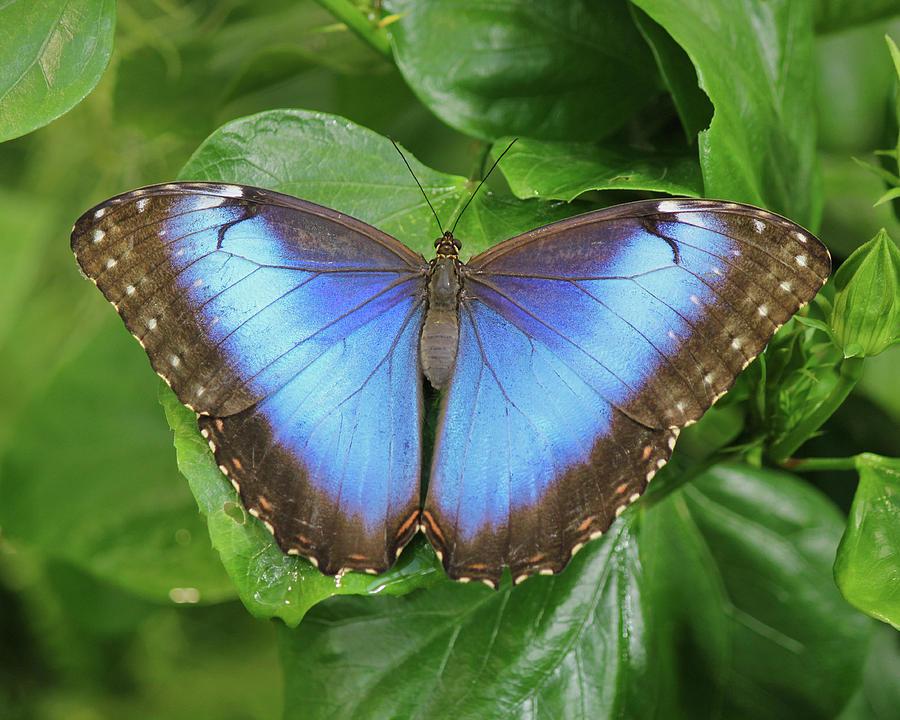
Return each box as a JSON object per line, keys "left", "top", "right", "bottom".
{"left": 422, "top": 198, "right": 830, "bottom": 586}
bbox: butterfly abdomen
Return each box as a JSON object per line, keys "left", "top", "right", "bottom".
{"left": 421, "top": 256, "right": 461, "bottom": 388}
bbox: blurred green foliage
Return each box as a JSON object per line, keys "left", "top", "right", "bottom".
{"left": 0, "top": 1, "right": 899, "bottom": 718}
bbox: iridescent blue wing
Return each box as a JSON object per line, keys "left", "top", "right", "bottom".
{"left": 423, "top": 199, "right": 830, "bottom": 586}
{"left": 71, "top": 183, "right": 427, "bottom": 575}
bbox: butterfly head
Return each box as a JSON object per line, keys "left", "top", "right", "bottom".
{"left": 434, "top": 230, "right": 461, "bottom": 259}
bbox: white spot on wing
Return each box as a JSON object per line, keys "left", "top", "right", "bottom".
{"left": 193, "top": 195, "right": 226, "bottom": 210}
{"left": 94, "top": 207, "right": 107, "bottom": 219}
{"left": 780, "top": 280, "right": 792, "bottom": 292}
{"left": 136, "top": 198, "right": 149, "bottom": 212}
{"left": 752, "top": 219, "right": 765, "bottom": 233}
{"left": 657, "top": 200, "right": 681, "bottom": 213}
{"left": 92, "top": 229, "right": 105, "bottom": 243}
{"left": 105, "top": 258, "right": 116, "bottom": 269}
{"left": 125, "top": 284, "right": 135, "bottom": 296}
{"left": 795, "top": 254, "right": 808, "bottom": 267}
{"left": 146, "top": 318, "right": 157, "bottom": 330}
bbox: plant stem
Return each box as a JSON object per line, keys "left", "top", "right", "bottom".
{"left": 780, "top": 456, "right": 859, "bottom": 472}
{"left": 315, "top": 0, "right": 393, "bottom": 61}
{"left": 769, "top": 356, "right": 865, "bottom": 464}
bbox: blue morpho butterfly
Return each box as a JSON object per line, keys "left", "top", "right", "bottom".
{"left": 71, "top": 156, "right": 830, "bottom": 588}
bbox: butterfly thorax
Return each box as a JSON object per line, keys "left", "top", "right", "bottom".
{"left": 421, "top": 232, "right": 462, "bottom": 389}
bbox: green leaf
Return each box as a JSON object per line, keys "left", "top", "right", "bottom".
{"left": 874, "top": 186, "right": 900, "bottom": 206}
{"left": 277, "top": 463, "right": 870, "bottom": 719}
{"left": 632, "top": 0, "right": 821, "bottom": 223}
{"left": 0, "top": 319, "right": 234, "bottom": 603}
{"left": 852, "top": 155, "right": 900, "bottom": 188}
{"left": 886, "top": 35, "right": 900, "bottom": 155}
{"left": 831, "top": 229, "right": 900, "bottom": 357}
{"left": 279, "top": 521, "right": 658, "bottom": 719}
{"left": 168, "top": 109, "right": 581, "bottom": 621}
{"left": 815, "top": 2, "right": 900, "bottom": 34}
{"left": 384, "top": 0, "right": 660, "bottom": 140}
{"left": 629, "top": 5, "right": 713, "bottom": 142}
{"left": 835, "top": 454, "right": 900, "bottom": 629}
{"left": 838, "top": 625, "right": 900, "bottom": 720}
{"left": 493, "top": 137, "right": 703, "bottom": 202}
{"left": 644, "top": 463, "right": 872, "bottom": 718}
{"left": 0, "top": 0, "right": 115, "bottom": 142}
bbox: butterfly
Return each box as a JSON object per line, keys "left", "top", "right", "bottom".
{"left": 71, "top": 181, "right": 830, "bottom": 588}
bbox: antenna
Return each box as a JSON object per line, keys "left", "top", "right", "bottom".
{"left": 450, "top": 138, "right": 518, "bottom": 235}
{"left": 390, "top": 138, "right": 444, "bottom": 235}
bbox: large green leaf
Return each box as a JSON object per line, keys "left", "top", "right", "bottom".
{"left": 494, "top": 137, "right": 702, "bottom": 202}
{"left": 835, "top": 454, "right": 900, "bottom": 629}
{"left": 632, "top": 0, "right": 821, "bottom": 224}
{"left": 629, "top": 4, "right": 713, "bottom": 143}
{"left": 277, "top": 463, "right": 870, "bottom": 719}
{"left": 815, "top": 1, "right": 900, "bottom": 34}
{"left": 0, "top": 0, "right": 115, "bottom": 142}
{"left": 279, "top": 521, "right": 655, "bottom": 719}
{"left": 649, "top": 464, "right": 872, "bottom": 718}
{"left": 384, "top": 0, "right": 660, "bottom": 140}
{"left": 0, "top": 318, "right": 234, "bottom": 603}
{"left": 838, "top": 625, "right": 900, "bottom": 720}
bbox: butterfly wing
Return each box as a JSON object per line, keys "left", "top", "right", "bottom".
{"left": 72, "top": 183, "right": 428, "bottom": 575}
{"left": 423, "top": 199, "right": 830, "bottom": 586}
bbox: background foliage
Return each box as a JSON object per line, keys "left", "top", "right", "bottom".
{"left": 1, "top": 0, "right": 899, "bottom": 718}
